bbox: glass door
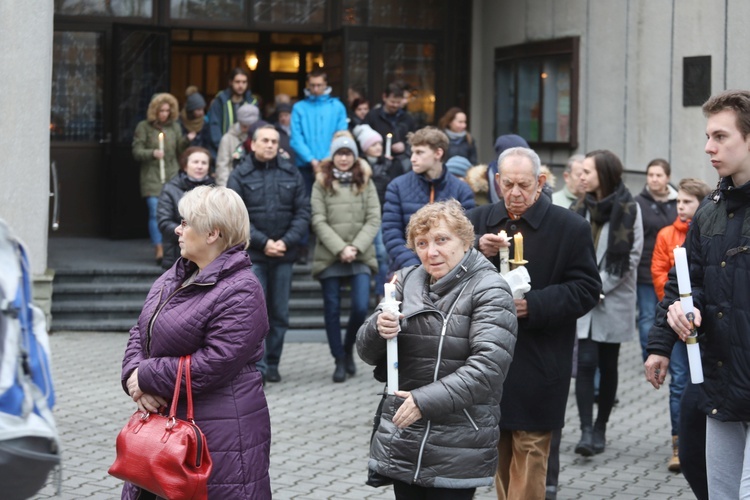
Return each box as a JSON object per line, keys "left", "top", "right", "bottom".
{"left": 49, "top": 30, "right": 107, "bottom": 236}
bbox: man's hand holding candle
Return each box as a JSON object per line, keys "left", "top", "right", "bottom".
{"left": 666, "top": 301, "right": 703, "bottom": 342}
{"left": 478, "top": 232, "right": 510, "bottom": 259}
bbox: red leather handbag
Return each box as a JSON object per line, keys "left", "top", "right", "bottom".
{"left": 109, "top": 355, "right": 212, "bottom": 500}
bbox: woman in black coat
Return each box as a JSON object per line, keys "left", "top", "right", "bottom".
{"left": 157, "top": 146, "right": 214, "bottom": 269}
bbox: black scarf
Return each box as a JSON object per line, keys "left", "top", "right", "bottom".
{"left": 576, "top": 181, "right": 637, "bottom": 277}
{"left": 332, "top": 168, "right": 353, "bottom": 184}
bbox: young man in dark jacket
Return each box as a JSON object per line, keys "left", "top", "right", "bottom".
{"left": 646, "top": 89, "right": 750, "bottom": 499}
{"left": 227, "top": 125, "right": 310, "bottom": 383}
{"left": 381, "top": 127, "right": 475, "bottom": 275}
{"left": 207, "top": 68, "right": 258, "bottom": 158}
{"left": 365, "top": 81, "right": 417, "bottom": 172}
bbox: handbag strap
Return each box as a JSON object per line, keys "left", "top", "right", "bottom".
{"left": 169, "top": 356, "right": 185, "bottom": 419}
{"left": 185, "top": 355, "right": 194, "bottom": 421}
{"left": 167, "top": 355, "right": 195, "bottom": 422}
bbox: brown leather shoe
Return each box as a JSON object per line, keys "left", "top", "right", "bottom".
{"left": 668, "top": 435, "right": 680, "bottom": 472}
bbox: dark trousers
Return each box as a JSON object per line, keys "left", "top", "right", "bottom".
{"left": 576, "top": 339, "right": 620, "bottom": 428}
{"left": 392, "top": 480, "right": 475, "bottom": 499}
{"left": 679, "top": 383, "right": 708, "bottom": 500}
{"left": 252, "top": 260, "right": 294, "bottom": 372}
{"left": 320, "top": 273, "right": 370, "bottom": 360}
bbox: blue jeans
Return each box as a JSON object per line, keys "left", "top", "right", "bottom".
{"left": 373, "top": 228, "right": 388, "bottom": 296}
{"left": 320, "top": 273, "right": 370, "bottom": 360}
{"left": 668, "top": 340, "right": 689, "bottom": 436}
{"left": 637, "top": 283, "right": 658, "bottom": 362}
{"left": 251, "top": 260, "right": 294, "bottom": 373}
{"left": 146, "top": 196, "right": 162, "bottom": 245}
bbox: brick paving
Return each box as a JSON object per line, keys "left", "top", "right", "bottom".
{"left": 35, "top": 332, "right": 695, "bottom": 499}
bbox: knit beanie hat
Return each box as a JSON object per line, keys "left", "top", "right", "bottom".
{"left": 330, "top": 135, "right": 358, "bottom": 158}
{"left": 237, "top": 104, "right": 260, "bottom": 126}
{"left": 185, "top": 92, "right": 206, "bottom": 112}
{"left": 493, "top": 134, "right": 529, "bottom": 155}
{"left": 353, "top": 124, "right": 383, "bottom": 153}
{"left": 276, "top": 103, "right": 292, "bottom": 115}
{"left": 445, "top": 156, "right": 472, "bottom": 177}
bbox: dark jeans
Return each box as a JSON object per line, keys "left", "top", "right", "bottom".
{"left": 576, "top": 339, "right": 620, "bottom": 429}
{"left": 679, "top": 383, "right": 708, "bottom": 500}
{"left": 636, "top": 282, "right": 657, "bottom": 362}
{"left": 392, "top": 480, "right": 475, "bottom": 500}
{"left": 320, "top": 273, "right": 370, "bottom": 360}
{"left": 545, "top": 428, "right": 561, "bottom": 491}
{"left": 668, "top": 341, "right": 689, "bottom": 436}
{"left": 252, "top": 259, "right": 294, "bottom": 373}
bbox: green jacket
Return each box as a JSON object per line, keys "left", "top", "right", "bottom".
{"left": 132, "top": 120, "right": 189, "bottom": 197}
{"left": 311, "top": 160, "right": 381, "bottom": 278}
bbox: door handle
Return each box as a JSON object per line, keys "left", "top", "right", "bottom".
{"left": 50, "top": 160, "right": 60, "bottom": 231}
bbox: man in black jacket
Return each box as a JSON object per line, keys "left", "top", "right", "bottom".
{"left": 467, "top": 147, "right": 601, "bottom": 500}
{"left": 228, "top": 125, "right": 310, "bottom": 383}
{"left": 364, "top": 81, "right": 417, "bottom": 171}
{"left": 646, "top": 89, "right": 750, "bottom": 499}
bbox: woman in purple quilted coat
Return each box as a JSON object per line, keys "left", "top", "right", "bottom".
{"left": 120, "top": 185, "right": 271, "bottom": 499}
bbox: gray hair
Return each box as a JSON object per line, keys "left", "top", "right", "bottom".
{"left": 565, "top": 154, "right": 585, "bottom": 174}
{"left": 498, "top": 147, "right": 542, "bottom": 178}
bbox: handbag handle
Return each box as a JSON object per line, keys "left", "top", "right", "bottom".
{"left": 167, "top": 355, "right": 195, "bottom": 423}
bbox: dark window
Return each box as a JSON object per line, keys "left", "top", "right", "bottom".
{"left": 342, "top": 0, "right": 443, "bottom": 29}
{"left": 253, "top": 0, "right": 326, "bottom": 24}
{"left": 54, "top": 0, "right": 152, "bottom": 17}
{"left": 495, "top": 38, "right": 579, "bottom": 148}
{"left": 170, "top": 0, "right": 244, "bottom": 22}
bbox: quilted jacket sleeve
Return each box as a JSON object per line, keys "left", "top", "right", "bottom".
{"left": 311, "top": 183, "right": 348, "bottom": 256}
{"left": 410, "top": 273, "right": 517, "bottom": 418}
{"left": 382, "top": 180, "right": 419, "bottom": 270}
{"left": 651, "top": 228, "right": 673, "bottom": 302}
{"left": 131, "top": 121, "right": 154, "bottom": 163}
{"left": 135, "top": 274, "right": 269, "bottom": 397}
{"left": 279, "top": 167, "right": 311, "bottom": 248}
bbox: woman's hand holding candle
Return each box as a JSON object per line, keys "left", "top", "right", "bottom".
{"left": 377, "top": 311, "right": 401, "bottom": 340}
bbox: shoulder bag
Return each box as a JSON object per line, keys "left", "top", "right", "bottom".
{"left": 108, "top": 355, "right": 212, "bottom": 500}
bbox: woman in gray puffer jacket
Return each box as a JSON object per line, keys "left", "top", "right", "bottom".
{"left": 357, "top": 200, "right": 517, "bottom": 498}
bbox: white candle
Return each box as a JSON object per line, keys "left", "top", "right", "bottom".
{"left": 499, "top": 230, "right": 510, "bottom": 275}
{"left": 382, "top": 278, "right": 400, "bottom": 394}
{"left": 673, "top": 246, "right": 703, "bottom": 384}
{"left": 158, "top": 132, "right": 165, "bottom": 184}
{"left": 385, "top": 133, "right": 392, "bottom": 158}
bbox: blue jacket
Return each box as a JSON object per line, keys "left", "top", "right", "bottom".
{"left": 382, "top": 166, "right": 475, "bottom": 273}
{"left": 290, "top": 88, "right": 347, "bottom": 167}
{"left": 207, "top": 88, "right": 258, "bottom": 157}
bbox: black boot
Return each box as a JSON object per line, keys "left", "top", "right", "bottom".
{"left": 575, "top": 426, "right": 595, "bottom": 457}
{"left": 593, "top": 423, "right": 606, "bottom": 454}
{"left": 344, "top": 352, "right": 356, "bottom": 376}
{"left": 333, "top": 358, "right": 346, "bottom": 383}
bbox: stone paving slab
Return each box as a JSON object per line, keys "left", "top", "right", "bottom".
{"left": 34, "top": 332, "right": 694, "bottom": 499}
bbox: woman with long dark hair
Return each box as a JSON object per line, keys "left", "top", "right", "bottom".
{"left": 437, "top": 107, "right": 477, "bottom": 165}
{"left": 311, "top": 133, "right": 381, "bottom": 382}
{"left": 573, "top": 150, "right": 643, "bottom": 456}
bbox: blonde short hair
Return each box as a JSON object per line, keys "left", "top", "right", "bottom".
{"left": 406, "top": 200, "right": 475, "bottom": 250}
{"left": 178, "top": 186, "right": 250, "bottom": 251}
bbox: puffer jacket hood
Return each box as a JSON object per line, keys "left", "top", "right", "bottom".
{"left": 357, "top": 248, "right": 517, "bottom": 488}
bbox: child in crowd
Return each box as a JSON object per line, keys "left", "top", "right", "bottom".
{"left": 650, "top": 177, "right": 711, "bottom": 473}
{"left": 311, "top": 134, "right": 381, "bottom": 382}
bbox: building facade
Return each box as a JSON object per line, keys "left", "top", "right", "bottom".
{"left": 471, "top": 0, "right": 750, "bottom": 187}
{"left": 50, "top": 0, "right": 471, "bottom": 238}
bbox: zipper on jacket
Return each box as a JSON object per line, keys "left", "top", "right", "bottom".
{"left": 413, "top": 280, "right": 472, "bottom": 483}
{"left": 145, "top": 280, "right": 214, "bottom": 357}
{"left": 463, "top": 409, "right": 479, "bottom": 431}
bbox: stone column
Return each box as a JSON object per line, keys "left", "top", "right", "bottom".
{"left": 0, "top": 2, "right": 54, "bottom": 311}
